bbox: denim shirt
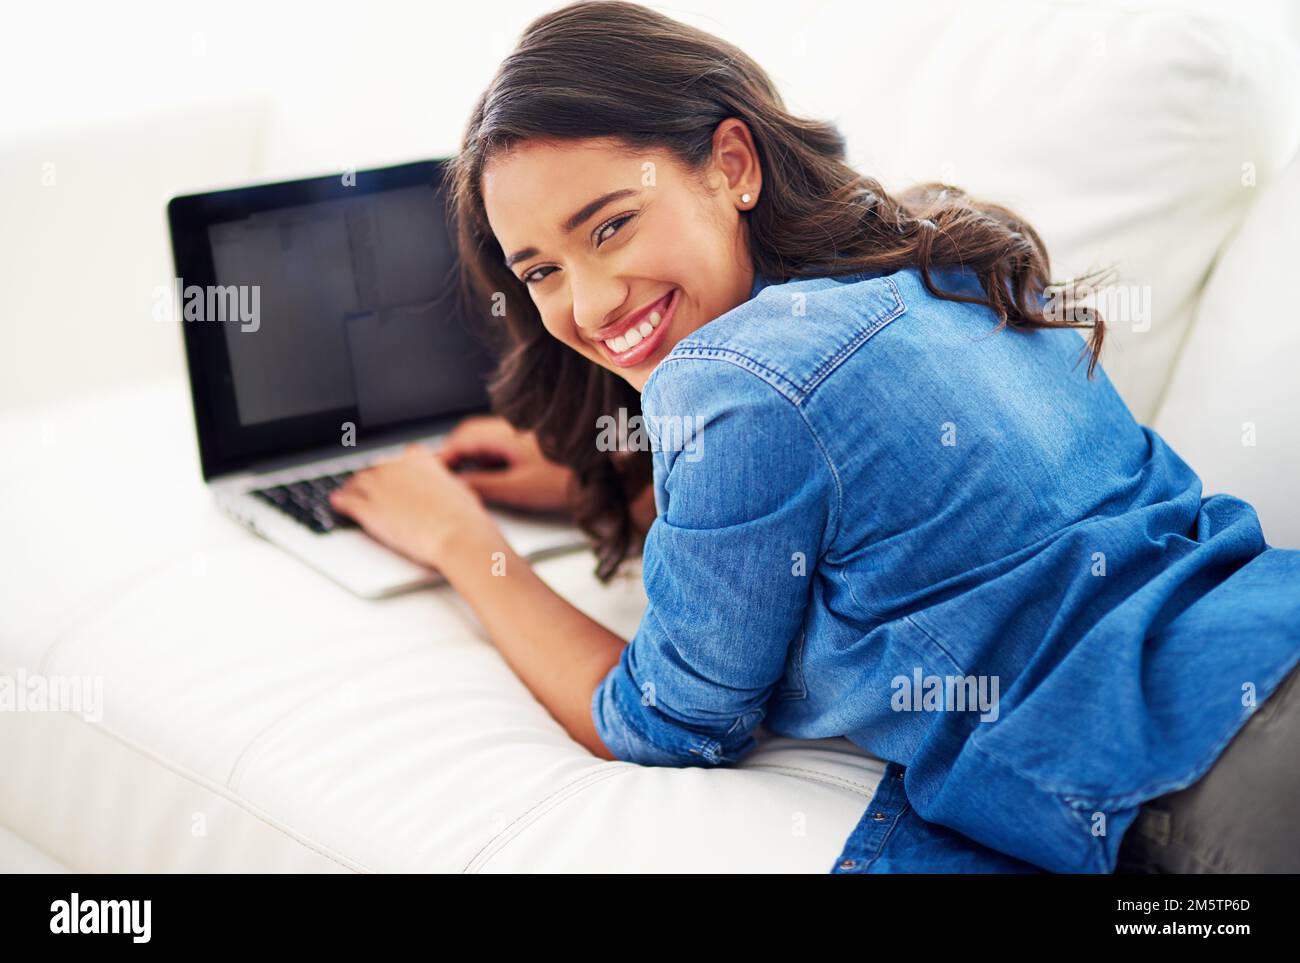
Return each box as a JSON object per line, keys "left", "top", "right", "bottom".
{"left": 590, "top": 264, "right": 1300, "bottom": 873}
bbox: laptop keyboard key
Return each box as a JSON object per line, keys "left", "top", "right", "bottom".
{"left": 251, "top": 472, "right": 359, "bottom": 535}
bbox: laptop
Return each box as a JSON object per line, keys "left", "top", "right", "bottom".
{"left": 167, "top": 159, "right": 586, "bottom": 598}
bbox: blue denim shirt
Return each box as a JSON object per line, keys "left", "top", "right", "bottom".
{"left": 590, "top": 264, "right": 1300, "bottom": 873}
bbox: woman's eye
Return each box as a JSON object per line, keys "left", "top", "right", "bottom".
{"left": 521, "top": 265, "right": 556, "bottom": 286}
{"left": 519, "top": 213, "right": 636, "bottom": 285}
{"left": 594, "top": 212, "right": 635, "bottom": 247}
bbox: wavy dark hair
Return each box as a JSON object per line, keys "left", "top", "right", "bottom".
{"left": 447, "top": 0, "right": 1107, "bottom": 580}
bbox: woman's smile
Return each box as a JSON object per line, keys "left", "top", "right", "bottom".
{"left": 590, "top": 287, "right": 679, "bottom": 369}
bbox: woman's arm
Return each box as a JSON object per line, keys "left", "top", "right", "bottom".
{"left": 436, "top": 520, "right": 624, "bottom": 761}
{"left": 588, "top": 360, "right": 833, "bottom": 768}
{"left": 329, "top": 442, "right": 623, "bottom": 760}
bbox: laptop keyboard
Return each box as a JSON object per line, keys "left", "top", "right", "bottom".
{"left": 251, "top": 472, "right": 359, "bottom": 534}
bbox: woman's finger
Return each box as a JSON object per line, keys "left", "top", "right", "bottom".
{"left": 454, "top": 466, "right": 521, "bottom": 503}
{"left": 439, "top": 439, "right": 513, "bottom": 469}
{"left": 329, "top": 484, "right": 368, "bottom": 519}
{"left": 341, "top": 472, "right": 371, "bottom": 497}
{"left": 439, "top": 417, "right": 518, "bottom": 466}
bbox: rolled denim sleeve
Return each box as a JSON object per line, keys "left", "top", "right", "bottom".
{"left": 591, "top": 358, "right": 837, "bottom": 767}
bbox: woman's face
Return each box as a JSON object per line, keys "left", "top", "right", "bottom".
{"left": 481, "top": 122, "right": 762, "bottom": 391}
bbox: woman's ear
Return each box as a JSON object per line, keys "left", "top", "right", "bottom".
{"left": 711, "top": 118, "right": 762, "bottom": 209}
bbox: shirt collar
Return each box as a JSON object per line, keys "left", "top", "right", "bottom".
{"left": 749, "top": 269, "right": 773, "bottom": 300}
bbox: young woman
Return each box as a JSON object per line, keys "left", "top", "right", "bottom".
{"left": 329, "top": 1, "right": 1300, "bottom": 873}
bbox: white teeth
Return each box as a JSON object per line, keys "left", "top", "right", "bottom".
{"left": 604, "top": 294, "right": 672, "bottom": 354}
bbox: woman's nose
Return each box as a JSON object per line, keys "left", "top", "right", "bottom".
{"left": 570, "top": 277, "right": 626, "bottom": 336}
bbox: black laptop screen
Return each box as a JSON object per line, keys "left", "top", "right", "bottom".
{"left": 169, "top": 161, "right": 495, "bottom": 479}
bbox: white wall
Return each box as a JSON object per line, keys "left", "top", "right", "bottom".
{"left": 3, "top": 0, "right": 1298, "bottom": 410}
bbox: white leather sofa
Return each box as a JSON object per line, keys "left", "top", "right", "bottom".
{"left": 3, "top": 0, "right": 1299, "bottom": 872}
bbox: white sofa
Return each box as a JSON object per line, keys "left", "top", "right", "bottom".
{"left": 3, "top": 0, "right": 1299, "bottom": 872}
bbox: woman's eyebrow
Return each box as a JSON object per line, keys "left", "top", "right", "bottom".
{"left": 503, "top": 188, "right": 640, "bottom": 268}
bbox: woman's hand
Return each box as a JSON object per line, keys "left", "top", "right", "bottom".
{"left": 437, "top": 415, "right": 575, "bottom": 513}
{"left": 329, "top": 443, "right": 498, "bottom": 571}
{"left": 328, "top": 421, "right": 627, "bottom": 763}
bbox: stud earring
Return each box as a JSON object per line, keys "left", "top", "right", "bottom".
{"left": 741, "top": 192, "right": 752, "bottom": 204}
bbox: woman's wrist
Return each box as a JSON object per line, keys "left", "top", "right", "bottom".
{"left": 427, "top": 508, "right": 511, "bottom": 575}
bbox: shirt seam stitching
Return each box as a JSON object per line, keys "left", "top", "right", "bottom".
{"left": 659, "top": 275, "right": 907, "bottom": 406}
{"left": 865, "top": 800, "right": 911, "bottom": 868}
{"left": 651, "top": 351, "right": 802, "bottom": 404}
{"left": 1068, "top": 653, "right": 1300, "bottom": 812}
{"left": 902, "top": 614, "right": 967, "bottom": 675}
{"left": 645, "top": 353, "right": 843, "bottom": 550}
{"left": 800, "top": 276, "right": 908, "bottom": 402}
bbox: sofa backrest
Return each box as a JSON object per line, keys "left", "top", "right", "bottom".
{"left": 787, "top": 0, "right": 1300, "bottom": 422}
{"left": 0, "top": 97, "right": 265, "bottom": 411}
{"left": 1151, "top": 151, "right": 1300, "bottom": 547}
{"left": 3, "top": 0, "right": 1297, "bottom": 424}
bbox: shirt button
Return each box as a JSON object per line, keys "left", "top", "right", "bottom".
{"left": 839, "top": 858, "right": 857, "bottom": 870}
{"left": 872, "top": 811, "right": 888, "bottom": 821}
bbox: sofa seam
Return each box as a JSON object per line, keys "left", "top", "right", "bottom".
{"left": 0, "top": 820, "right": 71, "bottom": 871}
{"left": 462, "top": 765, "right": 636, "bottom": 873}
{"left": 19, "top": 707, "right": 370, "bottom": 873}
{"left": 466, "top": 760, "right": 881, "bottom": 872}
{"left": 741, "top": 763, "right": 880, "bottom": 797}
{"left": 224, "top": 640, "right": 431, "bottom": 792}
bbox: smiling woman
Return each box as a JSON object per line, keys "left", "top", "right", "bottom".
{"left": 444, "top": 3, "right": 1106, "bottom": 580}
{"left": 327, "top": 0, "right": 1300, "bottom": 875}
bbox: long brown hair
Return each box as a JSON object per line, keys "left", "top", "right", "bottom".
{"left": 447, "top": 0, "right": 1106, "bottom": 580}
